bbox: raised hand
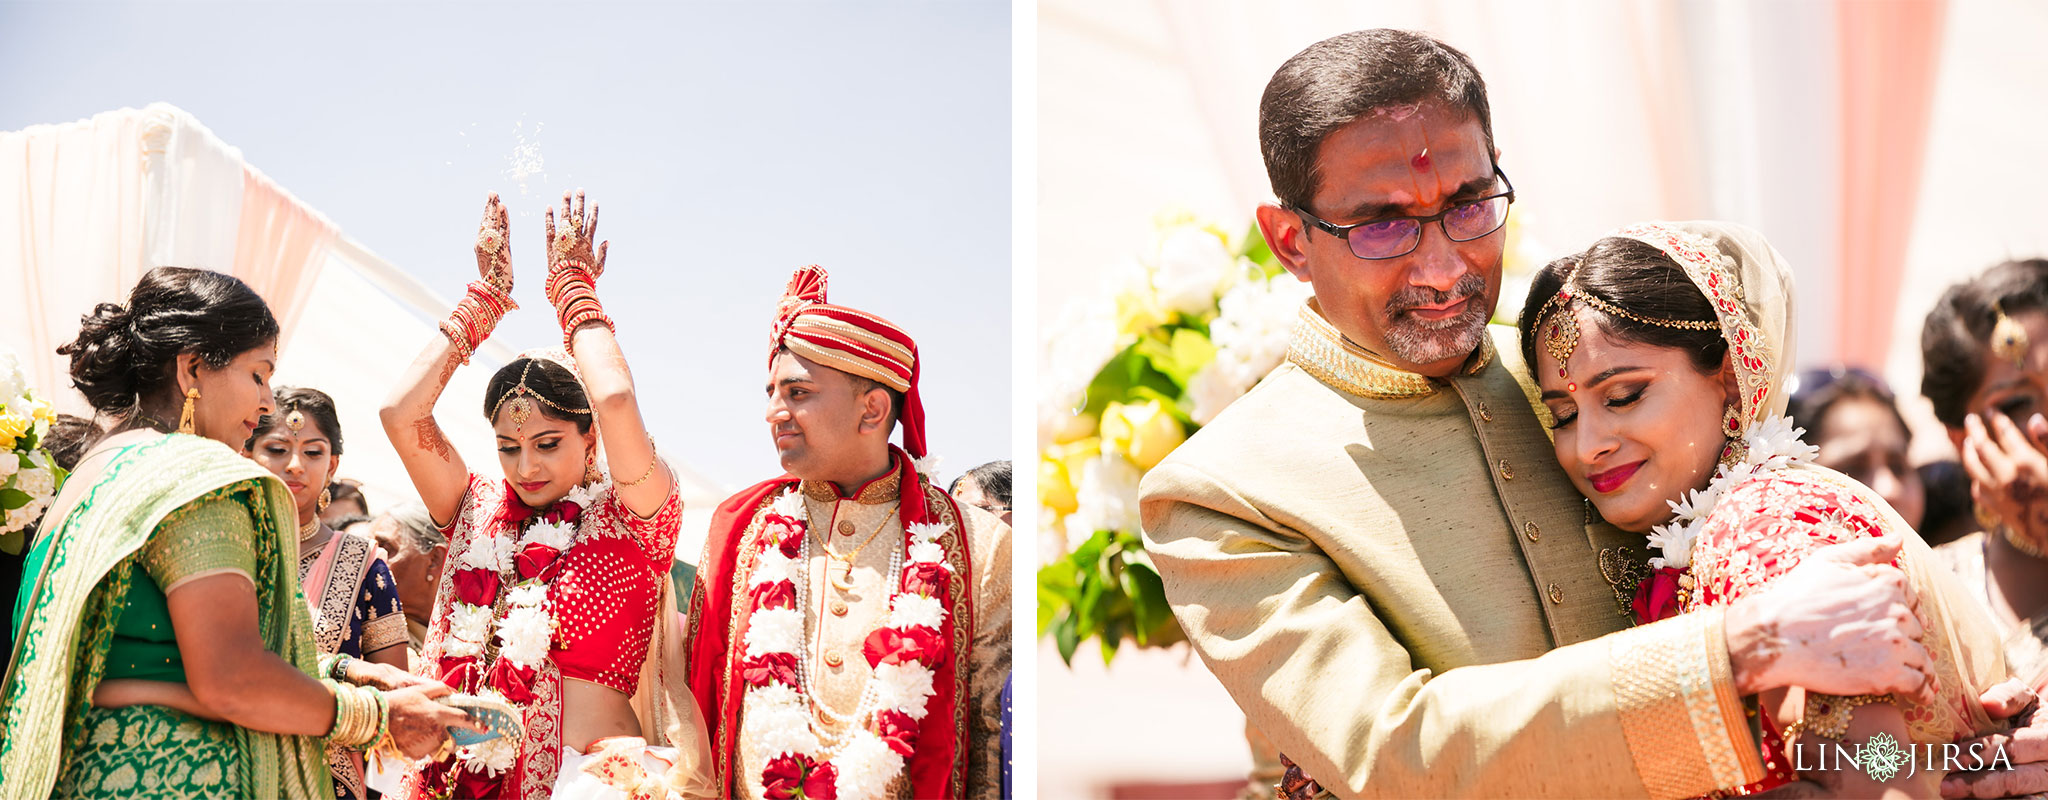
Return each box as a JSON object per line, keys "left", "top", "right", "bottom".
{"left": 544, "top": 189, "right": 608, "bottom": 279}
{"left": 475, "top": 192, "right": 514, "bottom": 294}
{"left": 1962, "top": 411, "right": 2048, "bottom": 554}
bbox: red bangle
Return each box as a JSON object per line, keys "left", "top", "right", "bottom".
{"left": 441, "top": 281, "right": 516, "bottom": 364}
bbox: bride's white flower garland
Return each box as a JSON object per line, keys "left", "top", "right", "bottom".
{"left": 443, "top": 482, "right": 605, "bottom": 774}
{"left": 1646, "top": 414, "right": 1819, "bottom": 570}
{"left": 741, "top": 488, "right": 956, "bottom": 800}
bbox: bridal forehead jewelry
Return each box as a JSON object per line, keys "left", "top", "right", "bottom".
{"left": 1993, "top": 301, "right": 2030, "bottom": 370}
{"left": 491, "top": 358, "right": 593, "bottom": 432}
{"left": 284, "top": 407, "right": 306, "bottom": 433}
{"left": 1534, "top": 260, "right": 1719, "bottom": 392}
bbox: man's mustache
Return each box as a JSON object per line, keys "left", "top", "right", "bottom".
{"left": 1385, "top": 274, "right": 1488, "bottom": 316}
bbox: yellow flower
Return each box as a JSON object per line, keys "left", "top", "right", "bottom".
{"left": 1115, "top": 286, "right": 1171, "bottom": 337}
{"left": 1100, "top": 400, "right": 1186, "bottom": 470}
{"left": 1038, "top": 456, "right": 1077, "bottom": 515}
{"left": 1048, "top": 410, "right": 1098, "bottom": 445}
{"left": 30, "top": 397, "right": 53, "bottom": 423}
{"left": 0, "top": 413, "right": 27, "bottom": 451}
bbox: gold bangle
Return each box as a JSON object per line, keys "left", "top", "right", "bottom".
{"left": 1784, "top": 692, "right": 1890, "bottom": 741}
{"left": 614, "top": 439, "right": 662, "bottom": 488}
{"left": 329, "top": 683, "right": 383, "bottom": 749}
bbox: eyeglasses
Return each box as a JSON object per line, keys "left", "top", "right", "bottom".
{"left": 1289, "top": 166, "right": 1515, "bottom": 260}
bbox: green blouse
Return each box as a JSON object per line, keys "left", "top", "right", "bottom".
{"left": 100, "top": 496, "right": 257, "bottom": 682}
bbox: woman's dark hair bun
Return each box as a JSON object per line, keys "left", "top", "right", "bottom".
{"left": 57, "top": 267, "right": 280, "bottom": 416}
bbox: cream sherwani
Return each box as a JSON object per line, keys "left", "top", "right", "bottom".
{"left": 1139, "top": 302, "right": 1766, "bottom": 798}
{"left": 734, "top": 471, "right": 1012, "bottom": 799}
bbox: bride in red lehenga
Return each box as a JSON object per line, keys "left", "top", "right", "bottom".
{"left": 382, "top": 191, "right": 715, "bottom": 799}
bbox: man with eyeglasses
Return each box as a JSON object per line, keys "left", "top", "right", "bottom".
{"left": 1138, "top": 28, "right": 2045, "bottom": 798}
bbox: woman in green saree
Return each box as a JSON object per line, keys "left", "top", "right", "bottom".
{"left": 0, "top": 267, "right": 481, "bottom": 799}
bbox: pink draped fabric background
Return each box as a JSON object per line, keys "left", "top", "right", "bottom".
{"left": 0, "top": 104, "right": 337, "bottom": 413}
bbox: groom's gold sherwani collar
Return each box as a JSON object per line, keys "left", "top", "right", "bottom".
{"left": 1286, "top": 298, "right": 1494, "bottom": 400}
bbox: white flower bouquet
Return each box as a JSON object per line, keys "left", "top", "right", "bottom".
{"left": 0, "top": 348, "right": 65, "bottom": 556}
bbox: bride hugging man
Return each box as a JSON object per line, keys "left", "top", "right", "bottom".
{"left": 1138, "top": 28, "right": 2048, "bottom": 799}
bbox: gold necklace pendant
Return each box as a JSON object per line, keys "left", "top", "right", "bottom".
{"left": 829, "top": 565, "right": 855, "bottom": 592}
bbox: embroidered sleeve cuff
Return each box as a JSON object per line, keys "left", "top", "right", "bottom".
{"left": 1609, "top": 607, "right": 1766, "bottom": 799}
{"left": 362, "top": 613, "right": 409, "bottom": 653}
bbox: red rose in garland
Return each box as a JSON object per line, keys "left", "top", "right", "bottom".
{"left": 902, "top": 562, "right": 949, "bottom": 596}
{"left": 762, "top": 754, "right": 838, "bottom": 800}
{"left": 440, "top": 656, "right": 478, "bottom": 691}
{"left": 740, "top": 652, "right": 799, "bottom": 687}
{"left": 749, "top": 580, "right": 796, "bottom": 610}
{"left": 515, "top": 541, "right": 565, "bottom": 581}
{"left": 875, "top": 709, "right": 921, "bottom": 757}
{"left": 489, "top": 658, "right": 539, "bottom": 705}
{"left": 861, "top": 625, "right": 942, "bottom": 668}
{"left": 453, "top": 568, "right": 499, "bottom": 608}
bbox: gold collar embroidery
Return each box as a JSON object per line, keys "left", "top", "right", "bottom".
{"left": 800, "top": 461, "right": 904, "bottom": 505}
{"left": 1285, "top": 298, "right": 1493, "bottom": 399}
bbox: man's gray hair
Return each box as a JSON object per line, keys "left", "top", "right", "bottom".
{"left": 384, "top": 501, "right": 445, "bottom": 551}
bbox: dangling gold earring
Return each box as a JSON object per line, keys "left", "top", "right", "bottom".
{"left": 583, "top": 451, "right": 602, "bottom": 486}
{"left": 177, "top": 387, "right": 201, "bottom": 435}
{"left": 318, "top": 488, "right": 332, "bottom": 513}
{"left": 1719, "top": 404, "right": 1748, "bottom": 468}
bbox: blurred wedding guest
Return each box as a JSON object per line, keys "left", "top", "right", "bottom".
{"left": 43, "top": 414, "right": 103, "bottom": 470}
{"left": 1919, "top": 459, "right": 1981, "bottom": 544}
{"left": 321, "top": 477, "right": 368, "bottom": 524}
{"left": 1923, "top": 257, "right": 2048, "bottom": 690}
{"left": 952, "top": 459, "right": 1014, "bottom": 524}
{"left": 0, "top": 414, "right": 102, "bottom": 671}
{"left": 329, "top": 513, "right": 375, "bottom": 540}
{"left": 366, "top": 502, "right": 447, "bottom": 661}
{"left": 1786, "top": 366, "right": 1927, "bottom": 533}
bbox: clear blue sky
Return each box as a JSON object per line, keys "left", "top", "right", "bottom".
{"left": 0, "top": 0, "right": 1012, "bottom": 491}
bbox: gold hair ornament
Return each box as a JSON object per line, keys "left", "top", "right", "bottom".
{"left": 285, "top": 407, "right": 306, "bottom": 433}
{"left": 1534, "top": 261, "right": 1719, "bottom": 388}
{"left": 1993, "top": 301, "right": 2030, "bottom": 370}
{"left": 491, "top": 359, "right": 593, "bottom": 432}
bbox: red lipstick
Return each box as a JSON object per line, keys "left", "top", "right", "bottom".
{"left": 1589, "top": 461, "right": 1644, "bottom": 494}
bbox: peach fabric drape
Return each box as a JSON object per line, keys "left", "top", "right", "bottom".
{"left": 0, "top": 111, "right": 153, "bottom": 403}
{"left": 0, "top": 104, "right": 336, "bottom": 413}
{"left": 233, "top": 168, "right": 336, "bottom": 353}
{"left": 1836, "top": 0, "right": 1948, "bottom": 369}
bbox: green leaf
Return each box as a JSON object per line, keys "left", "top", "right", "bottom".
{"left": 0, "top": 488, "right": 28, "bottom": 511}
{"left": 1242, "top": 222, "right": 1276, "bottom": 269}
{"left": 1099, "top": 630, "right": 1122, "bottom": 666}
{"left": 1053, "top": 612, "right": 1080, "bottom": 665}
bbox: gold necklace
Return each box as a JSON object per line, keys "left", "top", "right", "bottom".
{"left": 817, "top": 502, "right": 899, "bottom": 592}
{"left": 298, "top": 517, "right": 321, "bottom": 543}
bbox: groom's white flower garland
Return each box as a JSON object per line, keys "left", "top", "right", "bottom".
{"left": 1646, "top": 414, "right": 1819, "bottom": 570}
{"left": 741, "top": 488, "right": 956, "bottom": 800}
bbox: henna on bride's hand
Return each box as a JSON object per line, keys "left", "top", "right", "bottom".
{"left": 413, "top": 417, "right": 452, "bottom": 463}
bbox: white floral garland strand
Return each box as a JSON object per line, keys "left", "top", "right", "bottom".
{"left": 448, "top": 482, "right": 604, "bottom": 774}
{"left": 741, "top": 489, "right": 954, "bottom": 800}
{"left": 1646, "top": 414, "right": 1818, "bottom": 569}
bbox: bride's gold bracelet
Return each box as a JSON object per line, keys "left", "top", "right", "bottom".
{"left": 1783, "top": 692, "right": 1890, "bottom": 741}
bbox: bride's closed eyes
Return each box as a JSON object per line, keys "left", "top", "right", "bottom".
{"left": 1546, "top": 382, "right": 1649, "bottom": 429}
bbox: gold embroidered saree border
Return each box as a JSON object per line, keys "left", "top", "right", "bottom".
{"left": 1609, "top": 608, "right": 1763, "bottom": 799}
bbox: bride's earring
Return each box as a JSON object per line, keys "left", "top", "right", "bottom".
{"left": 583, "top": 450, "right": 601, "bottom": 486}
{"left": 1719, "top": 405, "right": 1748, "bottom": 468}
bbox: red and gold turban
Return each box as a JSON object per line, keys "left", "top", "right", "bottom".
{"left": 769, "top": 265, "right": 927, "bottom": 458}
